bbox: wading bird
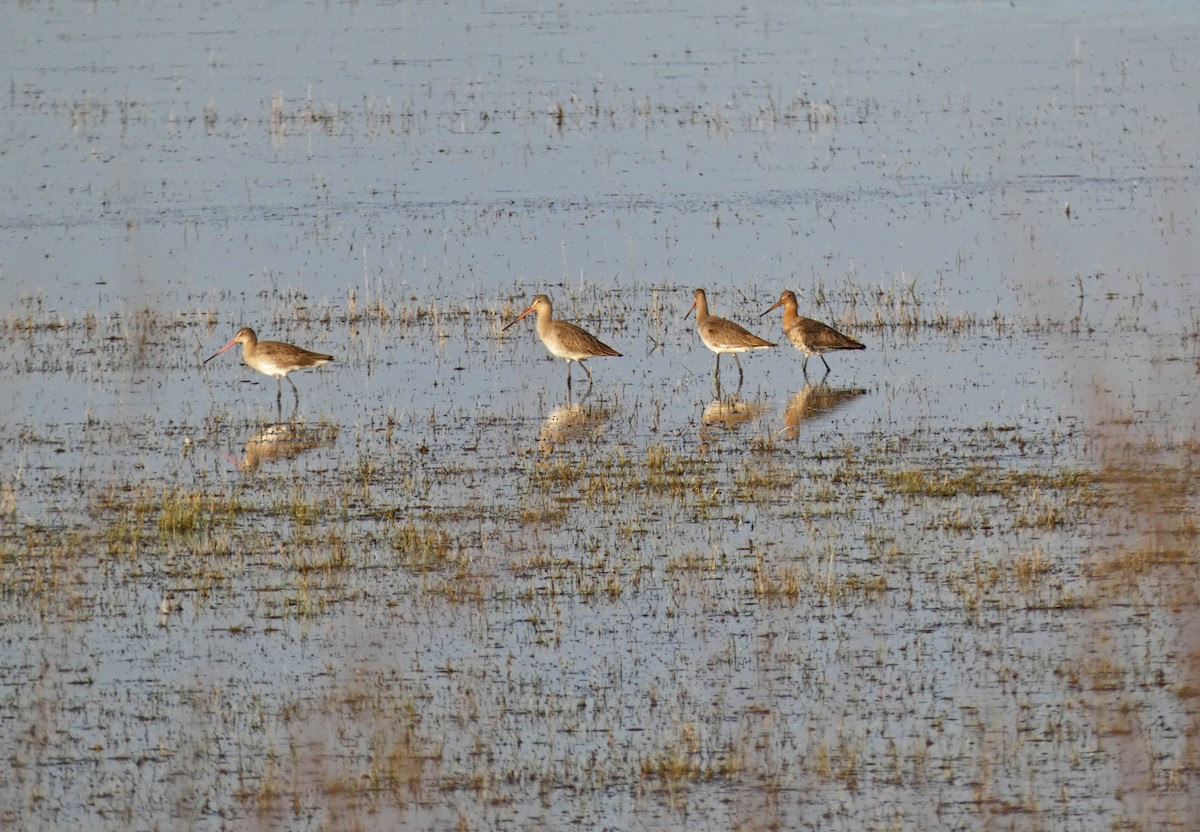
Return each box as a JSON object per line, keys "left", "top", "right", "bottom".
{"left": 761, "top": 290, "right": 864, "bottom": 376}
{"left": 502, "top": 294, "right": 622, "bottom": 391}
{"left": 204, "top": 327, "right": 333, "bottom": 407}
{"left": 686, "top": 288, "right": 776, "bottom": 385}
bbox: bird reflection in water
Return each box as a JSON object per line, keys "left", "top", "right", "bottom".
{"left": 781, "top": 383, "right": 868, "bottom": 440}
{"left": 157, "top": 590, "right": 181, "bottom": 627}
{"left": 701, "top": 397, "right": 768, "bottom": 429}
{"left": 538, "top": 401, "right": 613, "bottom": 453}
{"left": 230, "top": 422, "right": 340, "bottom": 470}
{"left": 699, "top": 396, "right": 769, "bottom": 450}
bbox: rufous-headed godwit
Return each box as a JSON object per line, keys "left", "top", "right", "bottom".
{"left": 204, "top": 327, "right": 333, "bottom": 406}
{"left": 761, "top": 290, "right": 864, "bottom": 376}
{"left": 685, "top": 288, "right": 776, "bottom": 384}
{"left": 502, "top": 294, "right": 622, "bottom": 390}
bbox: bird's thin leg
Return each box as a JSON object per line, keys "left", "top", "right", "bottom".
{"left": 566, "top": 362, "right": 573, "bottom": 391}
{"left": 713, "top": 354, "right": 721, "bottom": 382}
{"left": 285, "top": 376, "right": 302, "bottom": 407}
{"left": 801, "top": 356, "right": 809, "bottom": 375}
{"left": 734, "top": 354, "right": 744, "bottom": 386}
{"left": 820, "top": 355, "right": 832, "bottom": 374}
{"left": 580, "top": 361, "right": 595, "bottom": 393}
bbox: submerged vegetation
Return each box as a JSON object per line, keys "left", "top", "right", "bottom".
{"left": 1, "top": 283, "right": 1194, "bottom": 830}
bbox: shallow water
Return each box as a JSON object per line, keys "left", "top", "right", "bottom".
{"left": 2, "top": 1, "right": 1199, "bottom": 829}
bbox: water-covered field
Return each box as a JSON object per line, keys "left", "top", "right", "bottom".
{"left": 2, "top": 2, "right": 1198, "bottom": 829}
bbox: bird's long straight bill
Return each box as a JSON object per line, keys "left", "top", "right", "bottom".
{"left": 502, "top": 305, "right": 535, "bottom": 332}
{"left": 203, "top": 338, "right": 240, "bottom": 364}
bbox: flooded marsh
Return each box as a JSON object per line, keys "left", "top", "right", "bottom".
{"left": 2, "top": 1, "right": 1200, "bottom": 830}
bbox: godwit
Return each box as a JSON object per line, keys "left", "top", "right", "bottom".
{"left": 685, "top": 288, "right": 776, "bottom": 385}
{"left": 502, "top": 294, "right": 622, "bottom": 390}
{"left": 204, "top": 327, "right": 333, "bottom": 406}
{"left": 761, "top": 290, "right": 864, "bottom": 376}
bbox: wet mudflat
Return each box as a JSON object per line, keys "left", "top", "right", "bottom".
{"left": 2, "top": 1, "right": 1199, "bottom": 829}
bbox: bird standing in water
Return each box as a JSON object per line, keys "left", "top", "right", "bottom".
{"left": 686, "top": 288, "right": 776, "bottom": 385}
{"left": 502, "top": 294, "right": 622, "bottom": 391}
{"left": 761, "top": 290, "right": 864, "bottom": 376}
{"left": 204, "top": 327, "right": 333, "bottom": 407}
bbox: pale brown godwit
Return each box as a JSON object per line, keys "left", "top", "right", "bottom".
{"left": 761, "top": 290, "right": 864, "bottom": 376}
{"left": 685, "top": 288, "right": 776, "bottom": 384}
{"left": 501, "top": 294, "right": 622, "bottom": 389}
{"left": 204, "top": 327, "right": 333, "bottom": 406}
